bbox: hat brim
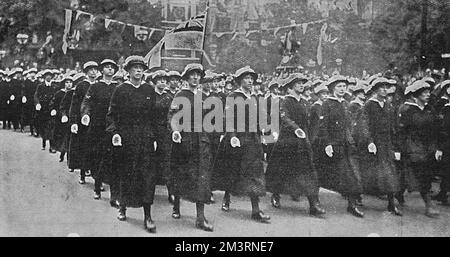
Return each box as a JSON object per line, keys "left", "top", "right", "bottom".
{"left": 124, "top": 62, "right": 148, "bottom": 72}
{"left": 83, "top": 65, "right": 98, "bottom": 72}
{"left": 99, "top": 62, "right": 118, "bottom": 72}
{"left": 235, "top": 71, "right": 257, "bottom": 84}
{"left": 182, "top": 68, "right": 205, "bottom": 80}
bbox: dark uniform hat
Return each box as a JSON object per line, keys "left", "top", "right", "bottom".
{"left": 11, "top": 67, "right": 24, "bottom": 76}
{"left": 234, "top": 66, "right": 257, "bottom": 84}
{"left": 405, "top": 80, "right": 430, "bottom": 95}
{"left": 83, "top": 61, "right": 99, "bottom": 72}
{"left": 124, "top": 56, "right": 148, "bottom": 72}
{"left": 167, "top": 70, "right": 182, "bottom": 79}
{"left": 99, "top": 59, "right": 118, "bottom": 71}
{"left": 268, "top": 79, "right": 280, "bottom": 89}
{"left": 282, "top": 73, "right": 308, "bottom": 90}
{"left": 181, "top": 63, "right": 205, "bottom": 80}
{"left": 42, "top": 69, "right": 53, "bottom": 77}
{"left": 151, "top": 70, "right": 169, "bottom": 83}
{"left": 366, "top": 77, "right": 389, "bottom": 94}
{"left": 326, "top": 75, "right": 348, "bottom": 90}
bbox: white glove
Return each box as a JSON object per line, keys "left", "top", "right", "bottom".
{"left": 325, "top": 145, "right": 333, "bottom": 158}
{"left": 36, "top": 104, "right": 41, "bottom": 111}
{"left": 71, "top": 124, "right": 78, "bottom": 134}
{"left": 10, "top": 95, "right": 15, "bottom": 101}
{"left": 272, "top": 132, "right": 279, "bottom": 141}
{"left": 154, "top": 141, "right": 158, "bottom": 151}
{"left": 219, "top": 135, "right": 224, "bottom": 142}
{"left": 50, "top": 110, "right": 57, "bottom": 117}
{"left": 394, "top": 152, "right": 401, "bottom": 161}
{"left": 435, "top": 150, "right": 443, "bottom": 161}
{"left": 112, "top": 134, "right": 122, "bottom": 147}
{"left": 230, "top": 137, "right": 241, "bottom": 148}
{"left": 368, "top": 143, "right": 377, "bottom": 155}
{"left": 294, "top": 128, "right": 306, "bottom": 139}
{"left": 172, "top": 131, "right": 182, "bottom": 143}
{"left": 61, "top": 115, "right": 68, "bottom": 123}
{"left": 22, "top": 96, "right": 27, "bottom": 103}
{"left": 81, "top": 115, "right": 90, "bottom": 126}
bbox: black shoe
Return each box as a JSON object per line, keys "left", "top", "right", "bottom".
{"left": 172, "top": 208, "right": 181, "bottom": 219}
{"left": 271, "top": 195, "right": 281, "bottom": 208}
{"left": 144, "top": 217, "right": 156, "bottom": 233}
{"left": 94, "top": 192, "right": 101, "bottom": 200}
{"left": 69, "top": 169, "right": 74, "bottom": 173}
{"left": 100, "top": 186, "right": 105, "bottom": 192}
{"left": 117, "top": 209, "right": 127, "bottom": 221}
{"left": 395, "top": 194, "right": 405, "bottom": 207}
{"left": 195, "top": 219, "right": 214, "bottom": 232}
{"left": 251, "top": 211, "right": 271, "bottom": 223}
{"left": 347, "top": 206, "right": 364, "bottom": 218}
{"left": 168, "top": 195, "right": 175, "bottom": 205}
{"left": 432, "top": 193, "right": 449, "bottom": 206}
{"left": 387, "top": 205, "right": 403, "bottom": 216}
{"left": 49, "top": 149, "right": 56, "bottom": 154}
{"left": 110, "top": 200, "right": 119, "bottom": 209}
{"left": 356, "top": 199, "right": 364, "bottom": 207}
{"left": 221, "top": 200, "right": 230, "bottom": 212}
{"left": 310, "top": 203, "right": 326, "bottom": 217}
{"left": 79, "top": 179, "right": 86, "bottom": 185}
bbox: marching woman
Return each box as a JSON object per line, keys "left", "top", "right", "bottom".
{"left": 50, "top": 75, "right": 74, "bottom": 162}
{"left": 398, "top": 80, "right": 441, "bottom": 218}
{"left": 8, "top": 68, "right": 24, "bottom": 131}
{"left": 81, "top": 59, "right": 119, "bottom": 202}
{"left": 106, "top": 56, "right": 159, "bottom": 233}
{"left": 435, "top": 80, "right": 450, "bottom": 206}
{"left": 315, "top": 75, "right": 364, "bottom": 218}
{"left": 69, "top": 62, "right": 98, "bottom": 184}
{"left": 309, "top": 82, "right": 329, "bottom": 144}
{"left": 168, "top": 63, "right": 214, "bottom": 232}
{"left": 357, "top": 77, "right": 402, "bottom": 216}
{"left": 21, "top": 68, "right": 38, "bottom": 135}
{"left": 213, "top": 66, "right": 270, "bottom": 223}
{"left": 34, "top": 70, "right": 57, "bottom": 151}
{"left": 266, "top": 73, "right": 326, "bottom": 217}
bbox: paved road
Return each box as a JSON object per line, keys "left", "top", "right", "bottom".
{"left": 1, "top": 129, "right": 449, "bottom": 237}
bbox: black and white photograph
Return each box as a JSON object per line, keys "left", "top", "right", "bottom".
{"left": 0, "top": 0, "right": 449, "bottom": 241}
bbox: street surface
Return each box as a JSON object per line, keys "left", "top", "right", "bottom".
{"left": 1, "top": 129, "right": 449, "bottom": 237}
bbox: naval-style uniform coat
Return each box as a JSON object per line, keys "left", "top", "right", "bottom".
{"left": 314, "top": 97, "right": 362, "bottom": 195}
{"left": 106, "top": 81, "right": 158, "bottom": 207}
{"left": 168, "top": 88, "right": 213, "bottom": 204}
{"left": 438, "top": 102, "right": 450, "bottom": 191}
{"left": 21, "top": 79, "right": 38, "bottom": 127}
{"left": 50, "top": 89, "right": 69, "bottom": 152}
{"left": 0, "top": 80, "right": 9, "bottom": 123}
{"left": 68, "top": 80, "right": 93, "bottom": 170}
{"left": 357, "top": 99, "right": 399, "bottom": 195}
{"left": 7, "top": 79, "right": 23, "bottom": 128}
{"left": 309, "top": 100, "right": 324, "bottom": 144}
{"left": 80, "top": 80, "right": 118, "bottom": 182}
{"left": 34, "top": 81, "right": 56, "bottom": 140}
{"left": 212, "top": 90, "right": 266, "bottom": 197}
{"left": 398, "top": 102, "right": 439, "bottom": 192}
{"left": 266, "top": 95, "right": 319, "bottom": 196}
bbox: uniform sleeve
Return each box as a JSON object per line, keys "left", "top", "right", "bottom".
{"left": 105, "top": 86, "right": 121, "bottom": 135}
{"left": 81, "top": 85, "right": 95, "bottom": 118}
{"left": 34, "top": 84, "right": 41, "bottom": 106}
{"left": 69, "top": 84, "right": 83, "bottom": 124}
{"left": 60, "top": 91, "right": 71, "bottom": 117}
{"left": 397, "top": 107, "right": 412, "bottom": 154}
{"left": 319, "top": 102, "right": 332, "bottom": 146}
{"left": 280, "top": 99, "right": 300, "bottom": 134}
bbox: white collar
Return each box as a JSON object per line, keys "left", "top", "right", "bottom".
{"left": 351, "top": 98, "right": 365, "bottom": 106}
{"left": 234, "top": 89, "right": 252, "bottom": 99}
{"left": 124, "top": 80, "right": 146, "bottom": 88}
{"left": 302, "top": 95, "right": 311, "bottom": 101}
{"left": 202, "top": 90, "right": 211, "bottom": 96}
{"left": 45, "top": 81, "right": 52, "bottom": 87}
{"left": 180, "top": 88, "right": 198, "bottom": 94}
{"left": 405, "top": 101, "right": 426, "bottom": 111}
{"left": 369, "top": 97, "right": 385, "bottom": 108}
{"left": 327, "top": 96, "right": 345, "bottom": 103}
{"left": 99, "top": 79, "right": 114, "bottom": 85}
{"left": 84, "top": 79, "right": 96, "bottom": 85}
{"left": 285, "top": 94, "right": 302, "bottom": 102}
{"left": 155, "top": 88, "right": 165, "bottom": 95}
{"left": 313, "top": 99, "right": 323, "bottom": 106}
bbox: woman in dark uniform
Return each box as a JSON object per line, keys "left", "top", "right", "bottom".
{"left": 399, "top": 80, "right": 441, "bottom": 218}
{"left": 69, "top": 61, "right": 98, "bottom": 184}
{"left": 213, "top": 66, "right": 270, "bottom": 223}
{"left": 34, "top": 70, "right": 56, "bottom": 151}
{"left": 315, "top": 75, "right": 364, "bottom": 218}
{"left": 309, "top": 82, "right": 329, "bottom": 144}
{"left": 50, "top": 75, "right": 74, "bottom": 162}
{"left": 81, "top": 59, "right": 119, "bottom": 202}
{"left": 21, "top": 68, "right": 38, "bottom": 135}
{"left": 168, "top": 63, "right": 214, "bottom": 232}
{"left": 106, "top": 56, "right": 159, "bottom": 233}
{"left": 8, "top": 68, "right": 24, "bottom": 131}
{"left": 357, "top": 77, "right": 402, "bottom": 216}
{"left": 266, "top": 73, "right": 326, "bottom": 217}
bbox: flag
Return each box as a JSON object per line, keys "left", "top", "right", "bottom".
{"left": 317, "top": 23, "right": 327, "bottom": 66}
{"left": 62, "top": 9, "right": 73, "bottom": 54}
{"left": 144, "top": 11, "right": 207, "bottom": 71}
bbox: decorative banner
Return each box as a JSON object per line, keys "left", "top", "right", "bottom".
{"left": 62, "top": 9, "right": 73, "bottom": 54}
{"left": 317, "top": 23, "right": 328, "bottom": 66}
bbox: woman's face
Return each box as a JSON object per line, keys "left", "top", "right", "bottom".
{"left": 65, "top": 80, "right": 73, "bottom": 90}
{"left": 187, "top": 71, "right": 201, "bottom": 87}
{"left": 155, "top": 77, "right": 167, "bottom": 90}
{"left": 129, "top": 65, "right": 144, "bottom": 80}
{"left": 293, "top": 81, "right": 305, "bottom": 94}
{"left": 86, "top": 67, "right": 98, "bottom": 79}
{"left": 169, "top": 77, "right": 180, "bottom": 89}
{"left": 102, "top": 64, "right": 116, "bottom": 77}
{"left": 333, "top": 82, "right": 347, "bottom": 98}
{"left": 319, "top": 91, "right": 329, "bottom": 101}
{"left": 375, "top": 85, "right": 388, "bottom": 98}
{"left": 417, "top": 89, "right": 431, "bottom": 103}
{"left": 240, "top": 74, "right": 254, "bottom": 90}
